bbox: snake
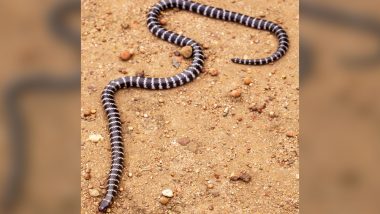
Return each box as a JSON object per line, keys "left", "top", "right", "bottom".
{"left": 98, "top": 0, "right": 289, "bottom": 212}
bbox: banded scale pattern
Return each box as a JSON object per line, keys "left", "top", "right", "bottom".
{"left": 98, "top": 0, "right": 289, "bottom": 212}
{"left": 148, "top": 0, "right": 289, "bottom": 65}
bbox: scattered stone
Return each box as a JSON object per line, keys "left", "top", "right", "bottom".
{"left": 135, "top": 70, "right": 145, "bottom": 77}
{"left": 90, "top": 109, "right": 97, "bottom": 114}
{"left": 159, "top": 18, "right": 168, "bottom": 25}
{"left": 174, "top": 50, "right": 181, "bottom": 56}
{"left": 229, "top": 89, "right": 242, "bottom": 98}
{"left": 162, "top": 189, "right": 174, "bottom": 198}
{"left": 177, "top": 137, "right": 190, "bottom": 146}
{"left": 89, "top": 189, "right": 100, "bottom": 197}
{"left": 243, "top": 77, "right": 253, "bottom": 85}
{"left": 286, "top": 131, "right": 297, "bottom": 138}
{"left": 179, "top": 46, "right": 192, "bottom": 58}
{"left": 83, "top": 109, "right": 92, "bottom": 117}
{"left": 229, "top": 173, "right": 240, "bottom": 181}
{"left": 209, "top": 205, "right": 214, "bottom": 210}
{"left": 209, "top": 69, "right": 219, "bottom": 76}
{"left": 249, "top": 103, "right": 266, "bottom": 113}
{"left": 230, "top": 172, "right": 252, "bottom": 183}
{"left": 239, "top": 172, "right": 252, "bottom": 182}
{"left": 207, "top": 183, "right": 214, "bottom": 189}
{"left": 223, "top": 107, "right": 230, "bottom": 117}
{"left": 84, "top": 172, "right": 91, "bottom": 180}
{"left": 88, "top": 133, "right": 103, "bottom": 143}
{"left": 269, "top": 111, "right": 277, "bottom": 118}
{"left": 118, "top": 68, "right": 128, "bottom": 74}
{"left": 119, "top": 51, "right": 133, "bottom": 61}
{"left": 158, "top": 98, "right": 165, "bottom": 103}
{"left": 159, "top": 196, "right": 170, "bottom": 205}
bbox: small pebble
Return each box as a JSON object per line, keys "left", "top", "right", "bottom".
{"left": 88, "top": 133, "right": 103, "bottom": 143}
{"left": 239, "top": 172, "right": 252, "bottom": 182}
{"left": 286, "top": 131, "right": 297, "bottom": 138}
{"left": 209, "top": 69, "right": 219, "bottom": 76}
{"left": 159, "top": 196, "right": 170, "bottom": 205}
{"left": 179, "top": 46, "right": 192, "bottom": 58}
{"left": 158, "top": 98, "right": 165, "bottom": 103}
{"left": 230, "top": 172, "right": 252, "bottom": 183}
{"left": 269, "top": 111, "right": 277, "bottom": 118}
{"left": 84, "top": 172, "right": 91, "bottom": 180}
{"left": 177, "top": 137, "right": 190, "bottom": 146}
{"left": 230, "top": 173, "right": 240, "bottom": 181}
{"left": 135, "top": 70, "right": 145, "bottom": 77}
{"left": 159, "top": 18, "right": 168, "bottom": 25}
{"left": 90, "top": 109, "right": 97, "bottom": 114}
{"left": 229, "top": 89, "right": 242, "bottom": 98}
{"left": 118, "top": 68, "right": 128, "bottom": 74}
{"left": 162, "top": 189, "right": 174, "bottom": 198}
{"left": 119, "top": 51, "right": 133, "bottom": 61}
{"left": 243, "top": 77, "right": 253, "bottom": 85}
{"left": 249, "top": 103, "right": 266, "bottom": 113}
{"left": 174, "top": 50, "right": 181, "bottom": 56}
{"left": 89, "top": 189, "right": 100, "bottom": 197}
{"left": 83, "top": 110, "right": 92, "bottom": 117}
{"left": 223, "top": 107, "right": 230, "bottom": 117}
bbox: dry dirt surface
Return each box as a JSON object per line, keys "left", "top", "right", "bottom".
{"left": 81, "top": 0, "right": 299, "bottom": 213}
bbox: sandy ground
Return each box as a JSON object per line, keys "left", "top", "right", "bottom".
{"left": 81, "top": 0, "right": 299, "bottom": 213}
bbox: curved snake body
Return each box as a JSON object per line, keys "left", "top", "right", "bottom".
{"left": 99, "top": 0, "right": 289, "bottom": 212}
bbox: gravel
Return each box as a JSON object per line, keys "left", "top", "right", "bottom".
{"left": 89, "top": 189, "right": 100, "bottom": 197}
{"left": 162, "top": 189, "right": 174, "bottom": 198}
{"left": 119, "top": 50, "right": 133, "bottom": 61}
{"left": 229, "top": 89, "right": 242, "bottom": 98}
{"left": 179, "top": 46, "right": 192, "bottom": 58}
{"left": 88, "top": 133, "right": 103, "bottom": 143}
{"left": 177, "top": 137, "right": 190, "bottom": 146}
{"left": 243, "top": 77, "right": 253, "bottom": 85}
{"left": 159, "top": 196, "right": 170, "bottom": 205}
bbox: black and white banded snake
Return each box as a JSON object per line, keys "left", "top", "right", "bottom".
{"left": 99, "top": 0, "right": 289, "bottom": 212}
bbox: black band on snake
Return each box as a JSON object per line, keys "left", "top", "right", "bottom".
{"left": 98, "top": 0, "right": 289, "bottom": 212}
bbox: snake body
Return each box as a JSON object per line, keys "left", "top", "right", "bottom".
{"left": 98, "top": 0, "right": 289, "bottom": 212}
